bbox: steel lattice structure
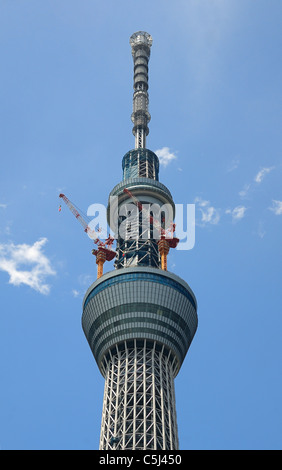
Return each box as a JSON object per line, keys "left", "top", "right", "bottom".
{"left": 99, "top": 340, "right": 178, "bottom": 450}
{"left": 82, "top": 32, "right": 198, "bottom": 450}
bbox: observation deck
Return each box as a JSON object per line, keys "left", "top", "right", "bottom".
{"left": 82, "top": 267, "right": 198, "bottom": 377}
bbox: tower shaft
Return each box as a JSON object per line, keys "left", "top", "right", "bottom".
{"left": 99, "top": 340, "right": 178, "bottom": 450}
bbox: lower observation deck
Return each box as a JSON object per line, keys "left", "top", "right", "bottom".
{"left": 82, "top": 267, "right": 198, "bottom": 377}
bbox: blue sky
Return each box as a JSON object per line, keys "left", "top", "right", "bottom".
{"left": 0, "top": 0, "right": 281, "bottom": 450}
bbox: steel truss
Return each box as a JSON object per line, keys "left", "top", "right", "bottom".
{"left": 99, "top": 340, "right": 179, "bottom": 450}
{"left": 115, "top": 204, "right": 160, "bottom": 269}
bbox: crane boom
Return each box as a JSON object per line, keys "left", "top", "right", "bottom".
{"left": 59, "top": 193, "right": 116, "bottom": 279}
{"left": 59, "top": 193, "right": 100, "bottom": 242}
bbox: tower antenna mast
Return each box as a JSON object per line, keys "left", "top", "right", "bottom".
{"left": 130, "top": 31, "right": 153, "bottom": 149}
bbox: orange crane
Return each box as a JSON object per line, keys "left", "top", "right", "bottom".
{"left": 59, "top": 193, "right": 116, "bottom": 279}
{"left": 123, "top": 188, "right": 179, "bottom": 271}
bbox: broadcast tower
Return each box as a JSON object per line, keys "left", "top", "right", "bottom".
{"left": 82, "top": 32, "right": 198, "bottom": 450}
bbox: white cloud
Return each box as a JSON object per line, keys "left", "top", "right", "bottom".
{"left": 0, "top": 203, "right": 7, "bottom": 209}
{"left": 0, "top": 238, "right": 56, "bottom": 294}
{"left": 72, "top": 289, "right": 80, "bottom": 298}
{"left": 155, "top": 147, "right": 177, "bottom": 167}
{"left": 226, "top": 205, "right": 247, "bottom": 222}
{"left": 71, "top": 273, "right": 94, "bottom": 298}
{"left": 239, "top": 183, "right": 251, "bottom": 199}
{"left": 194, "top": 197, "right": 220, "bottom": 225}
{"left": 227, "top": 158, "right": 240, "bottom": 172}
{"left": 239, "top": 166, "right": 274, "bottom": 199}
{"left": 269, "top": 200, "right": 282, "bottom": 215}
{"left": 254, "top": 167, "right": 274, "bottom": 183}
{"left": 78, "top": 273, "right": 93, "bottom": 287}
{"left": 257, "top": 220, "right": 266, "bottom": 239}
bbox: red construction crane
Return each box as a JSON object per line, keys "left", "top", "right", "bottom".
{"left": 123, "top": 188, "right": 179, "bottom": 271}
{"left": 59, "top": 193, "right": 115, "bottom": 278}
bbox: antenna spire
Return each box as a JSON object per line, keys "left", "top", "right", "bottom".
{"left": 130, "top": 31, "right": 153, "bottom": 149}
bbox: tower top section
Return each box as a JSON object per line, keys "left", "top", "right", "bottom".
{"left": 130, "top": 31, "right": 153, "bottom": 53}
{"left": 130, "top": 31, "right": 153, "bottom": 149}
